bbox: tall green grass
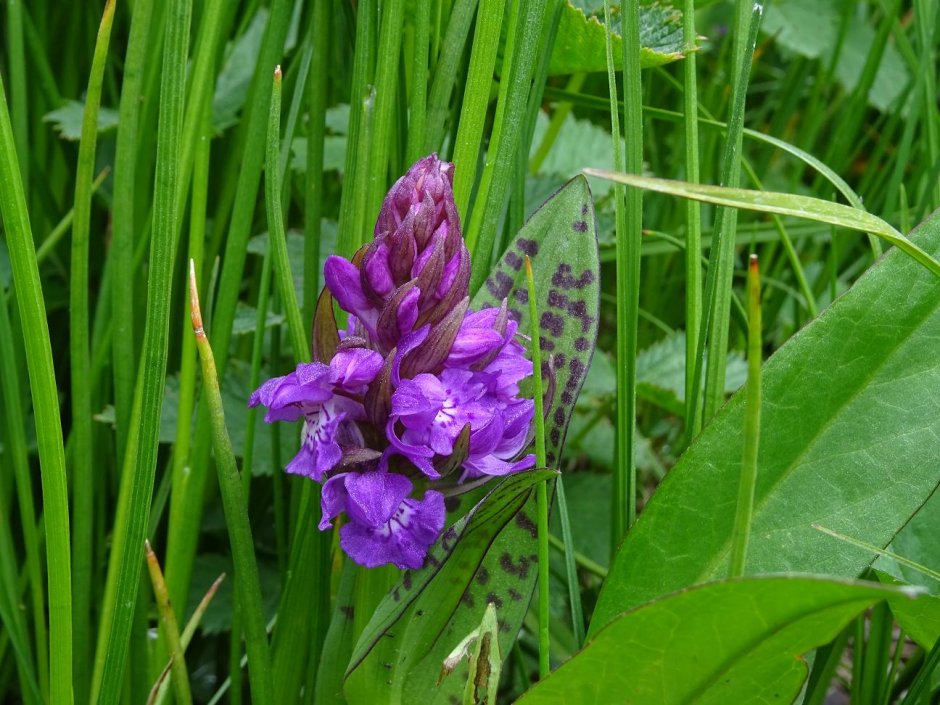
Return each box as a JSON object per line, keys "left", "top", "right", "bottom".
{"left": 0, "top": 1, "right": 937, "bottom": 702}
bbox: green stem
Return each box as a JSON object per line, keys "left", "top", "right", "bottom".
{"left": 145, "top": 542, "right": 193, "bottom": 705}
{"left": 698, "top": 2, "right": 761, "bottom": 427}
{"left": 189, "top": 263, "right": 275, "bottom": 705}
{"left": 525, "top": 257, "right": 550, "bottom": 678}
{"left": 729, "top": 255, "right": 761, "bottom": 578}
{"left": 267, "top": 67, "right": 310, "bottom": 363}
{"left": 682, "top": 0, "right": 703, "bottom": 441}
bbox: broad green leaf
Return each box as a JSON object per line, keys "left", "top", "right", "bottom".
{"left": 584, "top": 170, "right": 940, "bottom": 279}
{"left": 344, "top": 177, "right": 599, "bottom": 704}
{"left": 549, "top": 2, "right": 687, "bottom": 75}
{"left": 875, "top": 571, "right": 940, "bottom": 650}
{"left": 343, "top": 469, "right": 557, "bottom": 704}
{"left": 43, "top": 100, "right": 119, "bottom": 141}
{"left": 591, "top": 206, "right": 940, "bottom": 632}
{"left": 518, "top": 577, "right": 919, "bottom": 704}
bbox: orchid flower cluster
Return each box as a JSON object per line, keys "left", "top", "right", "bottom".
{"left": 249, "top": 156, "right": 535, "bottom": 570}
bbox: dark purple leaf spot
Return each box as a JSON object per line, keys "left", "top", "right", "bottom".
{"left": 550, "top": 428, "right": 561, "bottom": 445}
{"left": 548, "top": 290, "right": 569, "bottom": 309}
{"left": 391, "top": 588, "right": 401, "bottom": 601}
{"left": 561, "top": 391, "right": 573, "bottom": 404}
{"left": 476, "top": 567, "right": 491, "bottom": 586}
{"left": 486, "top": 271, "right": 513, "bottom": 300}
{"left": 441, "top": 527, "right": 458, "bottom": 551}
{"left": 565, "top": 375, "right": 579, "bottom": 391}
{"left": 573, "top": 220, "right": 588, "bottom": 233}
{"left": 553, "top": 353, "right": 566, "bottom": 369}
{"left": 505, "top": 251, "right": 523, "bottom": 270}
{"left": 499, "top": 553, "right": 531, "bottom": 580}
{"left": 539, "top": 336, "right": 555, "bottom": 352}
{"left": 552, "top": 264, "right": 595, "bottom": 291}
{"left": 515, "top": 512, "right": 538, "bottom": 539}
{"left": 514, "top": 288, "right": 528, "bottom": 304}
{"left": 509, "top": 308, "right": 524, "bottom": 322}
{"left": 553, "top": 408, "right": 566, "bottom": 425}
{"left": 517, "top": 238, "right": 538, "bottom": 256}
{"left": 567, "top": 299, "right": 595, "bottom": 333}
{"left": 575, "top": 337, "right": 589, "bottom": 352}
{"left": 416, "top": 609, "right": 424, "bottom": 616}
{"left": 460, "top": 590, "right": 475, "bottom": 608}
{"left": 569, "top": 358, "right": 585, "bottom": 378}
{"left": 427, "top": 553, "right": 442, "bottom": 568}
{"left": 508, "top": 588, "right": 523, "bottom": 601}
{"left": 581, "top": 203, "right": 589, "bottom": 215}
{"left": 541, "top": 361, "right": 552, "bottom": 378}
{"left": 498, "top": 618, "right": 511, "bottom": 633}
{"left": 540, "top": 312, "right": 564, "bottom": 337}
{"left": 403, "top": 573, "right": 413, "bottom": 590}
{"left": 486, "top": 592, "right": 504, "bottom": 609}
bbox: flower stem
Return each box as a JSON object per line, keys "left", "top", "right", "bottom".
{"left": 729, "top": 254, "right": 761, "bottom": 578}
{"left": 145, "top": 541, "right": 192, "bottom": 705}
{"left": 525, "top": 256, "right": 550, "bottom": 678}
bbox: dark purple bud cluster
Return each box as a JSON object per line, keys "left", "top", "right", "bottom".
{"left": 250, "top": 156, "right": 535, "bottom": 570}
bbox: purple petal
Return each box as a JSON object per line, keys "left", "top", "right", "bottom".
{"left": 362, "top": 241, "right": 395, "bottom": 298}
{"left": 330, "top": 348, "right": 384, "bottom": 390}
{"left": 339, "top": 490, "right": 446, "bottom": 570}
{"left": 343, "top": 471, "right": 413, "bottom": 527}
{"left": 324, "top": 256, "right": 378, "bottom": 334}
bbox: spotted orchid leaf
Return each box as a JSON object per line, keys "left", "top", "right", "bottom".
{"left": 343, "top": 176, "right": 599, "bottom": 703}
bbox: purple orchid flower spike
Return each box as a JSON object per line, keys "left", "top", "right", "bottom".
{"left": 322, "top": 154, "right": 471, "bottom": 355}
{"left": 250, "top": 155, "right": 543, "bottom": 571}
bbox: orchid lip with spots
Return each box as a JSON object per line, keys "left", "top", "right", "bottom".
{"left": 249, "top": 155, "right": 538, "bottom": 570}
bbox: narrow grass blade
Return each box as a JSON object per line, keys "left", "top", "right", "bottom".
{"left": 424, "top": 0, "right": 479, "bottom": 155}
{"left": 145, "top": 541, "right": 193, "bottom": 705}
{"left": 405, "top": 0, "right": 431, "bottom": 164}
{"left": 189, "top": 262, "right": 274, "bottom": 705}
{"left": 151, "top": 573, "right": 226, "bottom": 705}
{"left": 266, "top": 67, "right": 310, "bottom": 362}
{"left": 70, "top": 4, "right": 115, "bottom": 697}
{"left": 582, "top": 171, "right": 940, "bottom": 281}
{"left": 451, "top": 0, "right": 504, "bottom": 216}
{"left": 5, "top": 0, "right": 28, "bottom": 188}
{"left": 525, "top": 256, "right": 550, "bottom": 678}
{"left": 304, "top": 0, "right": 330, "bottom": 324}
{"left": 164, "top": 0, "right": 292, "bottom": 626}
{"left": 698, "top": 1, "right": 762, "bottom": 426}
{"left": 91, "top": 0, "right": 193, "bottom": 700}
{"left": 467, "top": 0, "right": 548, "bottom": 290}
{"left": 729, "top": 255, "right": 761, "bottom": 578}
{"left": 554, "top": 477, "right": 586, "bottom": 647}
{"left": 601, "top": 0, "right": 629, "bottom": 553}
{"left": 0, "top": 64, "right": 73, "bottom": 705}
{"left": 111, "top": 0, "right": 155, "bottom": 463}
{"left": 681, "top": 0, "right": 703, "bottom": 440}
{"left": 337, "top": 0, "right": 376, "bottom": 256}
{"left": 0, "top": 258, "right": 47, "bottom": 704}
{"left": 365, "top": 0, "right": 404, "bottom": 217}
